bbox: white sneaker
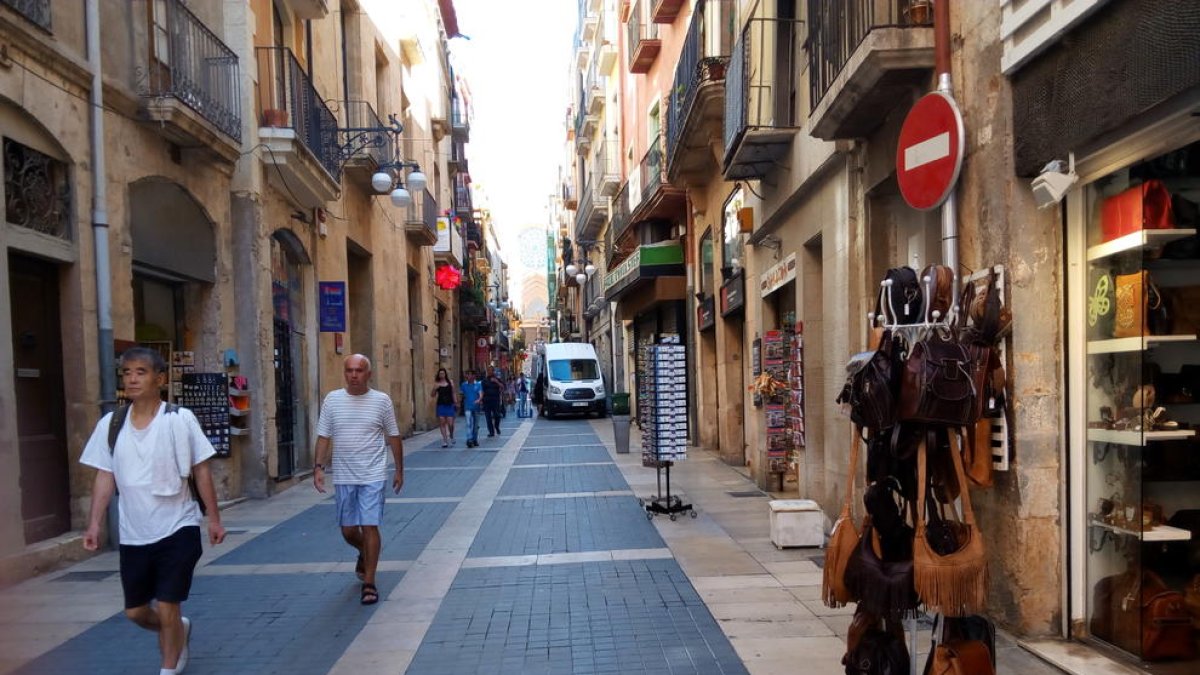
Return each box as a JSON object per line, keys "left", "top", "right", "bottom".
{"left": 176, "top": 616, "right": 191, "bottom": 673}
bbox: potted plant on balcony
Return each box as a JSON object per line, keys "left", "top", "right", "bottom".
{"left": 261, "top": 107, "right": 289, "bottom": 127}
{"left": 906, "top": 0, "right": 932, "bottom": 25}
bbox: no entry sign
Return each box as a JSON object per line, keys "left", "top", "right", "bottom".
{"left": 896, "top": 92, "right": 964, "bottom": 211}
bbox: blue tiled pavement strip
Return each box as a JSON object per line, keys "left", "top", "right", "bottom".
{"left": 13, "top": 572, "right": 404, "bottom": 675}
{"left": 406, "top": 560, "right": 747, "bottom": 675}
{"left": 8, "top": 418, "right": 752, "bottom": 674}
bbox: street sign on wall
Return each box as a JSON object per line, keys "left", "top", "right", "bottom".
{"left": 318, "top": 281, "right": 345, "bottom": 332}
{"left": 896, "top": 91, "right": 965, "bottom": 211}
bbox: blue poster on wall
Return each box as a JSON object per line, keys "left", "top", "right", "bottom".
{"left": 319, "top": 281, "right": 346, "bottom": 332}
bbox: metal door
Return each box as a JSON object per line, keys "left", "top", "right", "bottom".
{"left": 9, "top": 254, "right": 70, "bottom": 543}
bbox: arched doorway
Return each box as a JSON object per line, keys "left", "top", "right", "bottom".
{"left": 270, "top": 229, "right": 310, "bottom": 479}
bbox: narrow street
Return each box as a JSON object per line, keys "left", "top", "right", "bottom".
{"left": 0, "top": 417, "right": 1057, "bottom": 674}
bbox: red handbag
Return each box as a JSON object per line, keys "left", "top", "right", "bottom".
{"left": 1100, "top": 180, "right": 1175, "bottom": 242}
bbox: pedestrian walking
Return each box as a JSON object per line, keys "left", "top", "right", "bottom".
{"left": 80, "top": 347, "right": 226, "bottom": 675}
{"left": 482, "top": 367, "right": 504, "bottom": 437}
{"left": 312, "top": 354, "right": 404, "bottom": 606}
{"left": 459, "top": 369, "right": 483, "bottom": 447}
{"left": 516, "top": 375, "right": 529, "bottom": 417}
{"left": 430, "top": 367, "right": 456, "bottom": 447}
{"left": 532, "top": 371, "right": 547, "bottom": 417}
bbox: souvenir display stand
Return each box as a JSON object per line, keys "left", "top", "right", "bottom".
{"left": 178, "top": 372, "right": 232, "bottom": 457}
{"left": 638, "top": 338, "right": 696, "bottom": 521}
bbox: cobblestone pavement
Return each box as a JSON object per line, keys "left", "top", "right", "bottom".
{"left": 0, "top": 415, "right": 1064, "bottom": 674}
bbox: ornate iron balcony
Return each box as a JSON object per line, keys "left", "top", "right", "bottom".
{"left": 256, "top": 46, "right": 342, "bottom": 182}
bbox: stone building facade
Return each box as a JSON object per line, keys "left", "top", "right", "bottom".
{"left": 0, "top": 0, "right": 467, "bottom": 584}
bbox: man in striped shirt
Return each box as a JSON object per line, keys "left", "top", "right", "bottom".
{"left": 312, "top": 354, "right": 404, "bottom": 605}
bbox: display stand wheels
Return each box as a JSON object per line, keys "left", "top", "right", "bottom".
{"left": 640, "top": 461, "right": 697, "bottom": 520}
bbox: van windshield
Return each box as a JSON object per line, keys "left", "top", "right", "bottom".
{"left": 548, "top": 359, "right": 599, "bottom": 382}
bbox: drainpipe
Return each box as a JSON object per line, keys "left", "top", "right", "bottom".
{"left": 86, "top": 0, "right": 118, "bottom": 545}
{"left": 934, "top": 0, "right": 959, "bottom": 283}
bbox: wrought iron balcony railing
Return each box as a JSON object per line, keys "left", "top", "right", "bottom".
{"left": 339, "top": 100, "right": 389, "bottom": 168}
{"left": 256, "top": 46, "right": 341, "bottom": 181}
{"left": 137, "top": 0, "right": 241, "bottom": 141}
{"left": 626, "top": 0, "right": 661, "bottom": 73}
{"left": 1, "top": 0, "right": 50, "bottom": 30}
{"left": 606, "top": 180, "right": 632, "bottom": 258}
{"left": 723, "top": 17, "right": 803, "bottom": 174}
{"left": 407, "top": 187, "right": 438, "bottom": 239}
{"left": 454, "top": 173, "right": 473, "bottom": 215}
{"left": 639, "top": 134, "right": 666, "bottom": 198}
{"left": 807, "top": 0, "right": 932, "bottom": 112}
{"left": 666, "top": 0, "right": 731, "bottom": 164}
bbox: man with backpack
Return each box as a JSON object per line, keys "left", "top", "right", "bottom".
{"left": 80, "top": 347, "right": 225, "bottom": 675}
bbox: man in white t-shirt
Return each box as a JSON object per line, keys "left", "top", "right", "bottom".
{"left": 312, "top": 354, "right": 404, "bottom": 605}
{"left": 80, "top": 347, "right": 226, "bottom": 675}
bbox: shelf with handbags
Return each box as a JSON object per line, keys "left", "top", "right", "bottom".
{"left": 1081, "top": 143, "right": 1200, "bottom": 664}
{"left": 830, "top": 262, "right": 1009, "bottom": 675}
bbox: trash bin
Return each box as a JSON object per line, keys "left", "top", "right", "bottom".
{"left": 611, "top": 393, "right": 630, "bottom": 416}
{"left": 612, "top": 413, "right": 632, "bottom": 454}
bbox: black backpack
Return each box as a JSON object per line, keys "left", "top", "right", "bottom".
{"left": 108, "top": 404, "right": 206, "bottom": 515}
{"left": 876, "top": 267, "right": 923, "bottom": 325}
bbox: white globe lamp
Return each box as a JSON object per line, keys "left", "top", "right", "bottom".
{"left": 390, "top": 186, "right": 412, "bottom": 208}
{"left": 371, "top": 171, "right": 393, "bottom": 193}
{"left": 565, "top": 263, "right": 578, "bottom": 276}
{"left": 575, "top": 272, "right": 587, "bottom": 285}
{"left": 584, "top": 262, "right": 596, "bottom": 276}
{"left": 406, "top": 170, "right": 427, "bottom": 194}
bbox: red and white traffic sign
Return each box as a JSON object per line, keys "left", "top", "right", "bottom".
{"left": 896, "top": 91, "right": 964, "bottom": 211}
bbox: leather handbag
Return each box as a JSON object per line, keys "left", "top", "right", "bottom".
{"left": 845, "top": 608, "right": 907, "bottom": 670}
{"left": 1100, "top": 179, "right": 1175, "bottom": 242}
{"left": 898, "top": 333, "right": 989, "bottom": 427}
{"left": 843, "top": 625, "right": 911, "bottom": 675}
{"left": 920, "top": 264, "right": 955, "bottom": 320}
{"left": 915, "top": 433, "right": 988, "bottom": 616}
{"left": 844, "top": 516, "right": 920, "bottom": 618}
{"left": 1161, "top": 285, "right": 1200, "bottom": 335}
{"left": 925, "top": 639, "right": 994, "bottom": 675}
{"left": 1113, "top": 271, "right": 1168, "bottom": 338}
{"left": 842, "top": 331, "right": 900, "bottom": 432}
{"left": 823, "top": 425, "right": 864, "bottom": 608}
{"left": 1141, "top": 571, "right": 1195, "bottom": 661}
{"left": 925, "top": 493, "right": 969, "bottom": 557}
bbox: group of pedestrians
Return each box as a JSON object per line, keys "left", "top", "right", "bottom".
{"left": 431, "top": 366, "right": 526, "bottom": 448}
{"left": 80, "top": 351, "right": 404, "bottom": 674}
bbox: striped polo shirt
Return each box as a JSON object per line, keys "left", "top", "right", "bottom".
{"left": 316, "top": 388, "right": 401, "bottom": 485}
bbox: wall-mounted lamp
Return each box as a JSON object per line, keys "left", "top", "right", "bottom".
{"left": 338, "top": 111, "right": 427, "bottom": 208}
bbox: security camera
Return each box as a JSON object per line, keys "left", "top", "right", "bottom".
{"left": 1031, "top": 154, "right": 1077, "bottom": 209}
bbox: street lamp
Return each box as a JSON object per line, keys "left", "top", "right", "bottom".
{"left": 335, "top": 110, "right": 426, "bottom": 209}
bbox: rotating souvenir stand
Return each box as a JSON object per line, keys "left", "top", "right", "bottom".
{"left": 638, "top": 339, "right": 696, "bottom": 521}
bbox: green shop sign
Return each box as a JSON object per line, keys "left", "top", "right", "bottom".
{"left": 603, "top": 242, "right": 685, "bottom": 297}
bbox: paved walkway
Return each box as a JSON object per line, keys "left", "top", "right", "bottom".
{"left": 0, "top": 415, "right": 1062, "bottom": 674}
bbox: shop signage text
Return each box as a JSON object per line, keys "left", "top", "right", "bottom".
{"left": 697, "top": 296, "right": 716, "bottom": 330}
{"left": 760, "top": 253, "right": 797, "bottom": 297}
{"left": 604, "top": 247, "right": 642, "bottom": 292}
{"left": 721, "top": 274, "right": 745, "bottom": 316}
{"left": 318, "top": 281, "right": 346, "bottom": 332}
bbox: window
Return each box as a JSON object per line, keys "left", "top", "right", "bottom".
{"left": 722, "top": 187, "right": 745, "bottom": 271}
{"left": 3, "top": 138, "right": 70, "bottom": 240}
{"left": 549, "top": 359, "right": 600, "bottom": 381}
{"left": 700, "top": 229, "right": 714, "bottom": 295}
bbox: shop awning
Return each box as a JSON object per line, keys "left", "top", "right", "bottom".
{"left": 603, "top": 242, "right": 685, "bottom": 301}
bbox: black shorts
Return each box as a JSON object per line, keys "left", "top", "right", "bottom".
{"left": 119, "top": 526, "right": 203, "bottom": 609}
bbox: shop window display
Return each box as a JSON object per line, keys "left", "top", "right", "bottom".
{"left": 1082, "top": 141, "right": 1200, "bottom": 665}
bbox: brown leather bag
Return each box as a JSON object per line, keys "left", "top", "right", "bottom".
{"left": 915, "top": 432, "right": 988, "bottom": 616}
{"left": 926, "top": 639, "right": 994, "bottom": 675}
{"left": 844, "top": 516, "right": 920, "bottom": 617}
{"left": 920, "top": 264, "right": 955, "bottom": 320}
{"left": 822, "top": 424, "right": 863, "bottom": 608}
{"left": 898, "top": 334, "right": 989, "bottom": 427}
{"left": 1113, "top": 271, "right": 1167, "bottom": 338}
{"left": 1141, "top": 572, "right": 1195, "bottom": 661}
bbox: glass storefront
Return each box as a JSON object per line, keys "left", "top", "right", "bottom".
{"left": 1071, "top": 140, "right": 1200, "bottom": 666}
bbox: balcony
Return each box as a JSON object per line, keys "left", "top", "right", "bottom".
{"left": 465, "top": 221, "right": 483, "bottom": 250}
{"left": 563, "top": 182, "right": 578, "bottom": 210}
{"left": 339, "top": 100, "right": 389, "bottom": 183}
{"left": 651, "top": 0, "right": 685, "bottom": 23}
{"left": 808, "top": 0, "right": 935, "bottom": 140}
{"left": 574, "top": 178, "right": 609, "bottom": 242}
{"left": 451, "top": 97, "right": 470, "bottom": 141}
{"left": 627, "top": 2, "right": 661, "bottom": 74}
{"left": 282, "top": 0, "right": 328, "bottom": 20}
{"left": 1, "top": 0, "right": 50, "bottom": 30}
{"left": 256, "top": 47, "right": 341, "bottom": 208}
{"left": 454, "top": 173, "right": 474, "bottom": 220}
{"left": 596, "top": 139, "right": 621, "bottom": 196}
{"left": 582, "top": 11, "right": 599, "bottom": 41}
{"left": 406, "top": 188, "right": 439, "bottom": 246}
{"left": 134, "top": 0, "right": 241, "bottom": 162}
{"left": 722, "top": 18, "right": 803, "bottom": 181}
{"left": 631, "top": 134, "right": 686, "bottom": 222}
{"left": 575, "top": 110, "right": 598, "bottom": 154}
{"left": 433, "top": 217, "right": 464, "bottom": 267}
{"left": 449, "top": 139, "right": 469, "bottom": 174}
{"left": 666, "top": 0, "right": 733, "bottom": 184}
{"left": 598, "top": 41, "right": 618, "bottom": 72}
{"left": 606, "top": 180, "right": 634, "bottom": 266}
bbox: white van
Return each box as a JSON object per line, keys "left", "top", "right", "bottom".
{"left": 539, "top": 342, "right": 606, "bottom": 418}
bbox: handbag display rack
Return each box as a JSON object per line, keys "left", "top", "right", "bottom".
{"left": 854, "top": 264, "right": 1006, "bottom": 675}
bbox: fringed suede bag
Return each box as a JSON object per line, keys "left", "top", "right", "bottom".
{"left": 844, "top": 515, "right": 920, "bottom": 618}
{"left": 823, "top": 425, "right": 864, "bottom": 607}
{"left": 915, "top": 430, "right": 988, "bottom": 616}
